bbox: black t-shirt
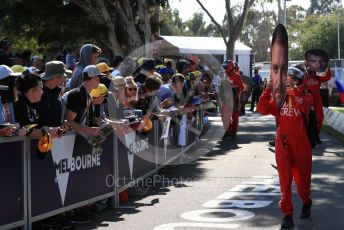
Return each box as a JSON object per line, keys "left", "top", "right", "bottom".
{"left": 66, "top": 85, "right": 93, "bottom": 124}
{"left": 35, "top": 86, "right": 63, "bottom": 127}
{"left": 100, "top": 77, "right": 111, "bottom": 89}
{"left": 14, "top": 95, "right": 40, "bottom": 128}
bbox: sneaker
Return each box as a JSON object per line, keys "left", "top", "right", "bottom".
{"left": 300, "top": 203, "right": 312, "bottom": 219}
{"left": 69, "top": 214, "right": 90, "bottom": 224}
{"left": 221, "top": 130, "right": 231, "bottom": 140}
{"left": 281, "top": 215, "right": 294, "bottom": 229}
{"left": 54, "top": 216, "right": 74, "bottom": 229}
{"left": 269, "top": 141, "right": 275, "bottom": 147}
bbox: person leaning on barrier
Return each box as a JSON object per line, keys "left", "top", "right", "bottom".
{"left": 35, "top": 61, "right": 71, "bottom": 128}
{"left": 0, "top": 65, "right": 21, "bottom": 136}
{"left": 106, "top": 76, "right": 135, "bottom": 136}
{"left": 134, "top": 59, "right": 157, "bottom": 84}
{"left": 160, "top": 73, "right": 186, "bottom": 109}
{"left": 135, "top": 74, "right": 163, "bottom": 116}
{"left": 14, "top": 71, "right": 61, "bottom": 137}
{"left": 96, "top": 62, "right": 113, "bottom": 89}
{"left": 64, "top": 65, "right": 103, "bottom": 137}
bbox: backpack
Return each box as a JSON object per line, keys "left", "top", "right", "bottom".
{"left": 301, "top": 109, "right": 318, "bottom": 148}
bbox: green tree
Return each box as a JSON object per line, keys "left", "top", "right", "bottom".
{"left": 240, "top": 4, "right": 276, "bottom": 62}
{"left": 196, "top": 0, "right": 255, "bottom": 59}
{"left": 160, "top": 8, "right": 186, "bottom": 35}
{"left": 296, "top": 9, "right": 344, "bottom": 59}
{"left": 308, "top": 0, "right": 341, "bottom": 15}
{"left": 286, "top": 5, "right": 307, "bottom": 60}
{"left": 1, "top": 0, "right": 170, "bottom": 57}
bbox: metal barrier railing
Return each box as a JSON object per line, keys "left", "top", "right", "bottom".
{"left": 0, "top": 108, "right": 205, "bottom": 230}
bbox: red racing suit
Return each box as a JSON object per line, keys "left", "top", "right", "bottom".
{"left": 305, "top": 69, "right": 331, "bottom": 134}
{"left": 229, "top": 72, "right": 244, "bottom": 135}
{"left": 258, "top": 86, "right": 313, "bottom": 215}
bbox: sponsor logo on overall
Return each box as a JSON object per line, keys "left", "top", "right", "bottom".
{"left": 51, "top": 135, "right": 102, "bottom": 205}
{"left": 280, "top": 107, "right": 301, "bottom": 117}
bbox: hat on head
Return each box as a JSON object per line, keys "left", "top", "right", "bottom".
{"left": 91, "top": 83, "right": 108, "bottom": 98}
{"left": 0, "top": 65, "right": 21, "bottom": 80}
{"left": 96, "top": 62, "right": 113, "bottom": 74}
{"left": 41, "top": 61, "right": 72, "bottom": 80}
{"left": 11, "top": 65, "right": 28, "bottom": 73}
{"left": 83, "top": 65, "right": 105, "bottom": 78}
{"left": 28, "top": 66, "right": 40, "bottom": 74}
{"left": 158, "top": 67, "right": 173, "bottom": 76}
{"left": 176, "top": 60, "right": 190, "bottom": 71}
{"left": 112, "top": 76, "right": 126, "bottom": 89}
{"left": 140, "top": 59, "right": 157, "bottom": 70}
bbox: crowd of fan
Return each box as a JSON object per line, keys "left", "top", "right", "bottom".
{"left": 0, "top": 40, "right": 227, "bottom": 228}
{"left": 0, "top": 40, "right": 224, "bottom": 140}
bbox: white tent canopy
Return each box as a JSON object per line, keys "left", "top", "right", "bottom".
{"left": 160, "top": 36, "right": 252, "bottom": 76}
{"left": 160, "top": 36, "right": 251, "bottom": 55}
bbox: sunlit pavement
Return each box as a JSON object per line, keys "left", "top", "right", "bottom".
{"left": 76, "top": 111, "right": 344, "bottom": 230}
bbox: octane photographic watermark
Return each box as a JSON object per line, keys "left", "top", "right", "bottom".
{"left": 105, "top": 174, "right": 196, "bottom": 188}
{"left": 106, "top": 39, "right": 225, "bottom": 169}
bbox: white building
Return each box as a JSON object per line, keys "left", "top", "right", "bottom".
{"left": 157, "top": 36, "right": 252, "bottom": 76}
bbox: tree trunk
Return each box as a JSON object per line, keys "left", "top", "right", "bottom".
{"left": 137, "top": 0, "right": 153, "bottom": 57}
{"left": 95, "top": 0, "right": 124, "bottom": 56}
{"left": 277, "top": 0, "right": 283, "bottom": 24}
{"left": 196, "top": 0, "right": 254, "bottom": 61}
{"left": 226, "top": 38, "right": 235, "bottom": 60}
{"left": 117, "top": 0, "right": 144, "bottom": 52}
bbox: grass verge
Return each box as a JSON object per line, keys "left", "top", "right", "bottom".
{"left": 331, "top": 107, "right": 344, "bottom": 113}
{"left": 322, "top": 124, "right": 344, "bottom": 145}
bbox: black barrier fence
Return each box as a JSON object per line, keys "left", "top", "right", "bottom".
{"left": 0, "top": 137, "right": 27, "bottom": 230}
{"left": 0, "top": 109, "right": 205, "bottom": 230}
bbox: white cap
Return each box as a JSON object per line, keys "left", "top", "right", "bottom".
{"left": 83, "top": 65, "right": 105, "bottom": 78}
{"left": 0, "top": 65, "right": 21, "bottom": 80}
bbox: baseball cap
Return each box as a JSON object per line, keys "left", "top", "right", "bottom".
{"left": 96, "top": 62, "right": 113, "bottom": 73}
{"left": 11, "top": 65, "right": 28, "bottom": 73}
{"left": 91, "top": 83, "right": 108, "bottom": 98}
{"left": 83, "top": 65, "right": 105, "bottom": 78}
{"left": 0, "top": 65, "right": 22, "bottom": 80}
{"left": 41, "top": 61, "right": 72, "bottom": 80}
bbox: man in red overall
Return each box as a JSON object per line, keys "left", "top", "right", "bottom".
{"left": 221, "top": 60, "right": 244, "bottom": 139}
{"left": 304, "top": 49, "right": 331, "bottom": 141}
{"left": 258, "top": 64, "right": 313, "bottom": 229}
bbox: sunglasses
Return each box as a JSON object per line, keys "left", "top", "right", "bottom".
{"left": 127, "top": 87, "right": 137, "bottom": 92}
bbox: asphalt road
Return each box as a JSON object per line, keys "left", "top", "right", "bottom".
{"left": 76, "top": 111, "right": 344, "bottom": 230}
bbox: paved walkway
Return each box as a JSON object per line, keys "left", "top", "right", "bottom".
{"left": 77, "top": 111, "right": 344, "bottom": 230}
